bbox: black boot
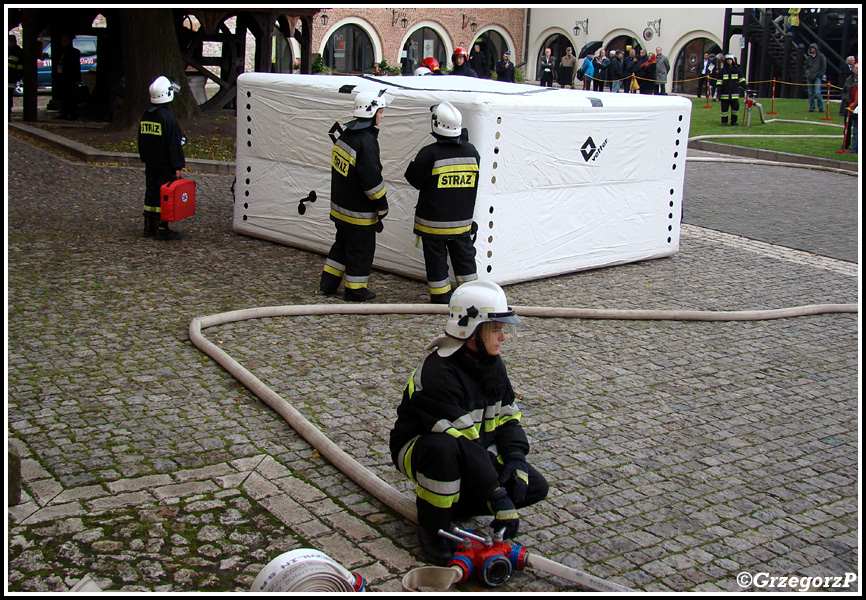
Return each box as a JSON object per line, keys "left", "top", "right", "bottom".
{"left": 319, "top": 271, "right": 341, "bottom": 295}
{"left": 143, "top": 214, "right": 159, "bottom": 238}
{"left": 344, "top": 287, "right": 376, "bottom": 302}
{"left": 155, "top": 221, "right": 181, "bottom": 241}
{"left": 416, "top": 498, "right": 454, "bottom": 566}
{"left": 430, "top": 290, "right": 452, "bottom": 305}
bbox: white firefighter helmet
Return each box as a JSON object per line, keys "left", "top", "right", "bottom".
{"left": 414, "top": 66, "right": 432, "bottom": 76}
{"left": 431, "top": 101, "right": 462, "bottom": 138}
{"left": 445, "top": 281, "right": 520, "bottom": 340}
{"left": 149, "top": 76, "right": 180, "bottom": 104}
{"left": 352, "top": 89, "right": 388, "bottom": 119}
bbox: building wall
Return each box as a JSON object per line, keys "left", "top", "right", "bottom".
{"left": 526, "top": 7, "right": 744, "bottom": 83}
{"left": 312, "top": 7, "right": 527, "bottom": 70}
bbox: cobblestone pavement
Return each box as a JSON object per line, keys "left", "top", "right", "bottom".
{"left": 7, "top": 132, "right": 859, "bottom": 593}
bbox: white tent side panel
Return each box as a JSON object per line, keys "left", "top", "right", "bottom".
{"left": 233, "top": 74, "right": 691, "bottom": 286}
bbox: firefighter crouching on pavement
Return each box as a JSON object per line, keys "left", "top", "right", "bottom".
{"left": 716, "top": 54, "right": 749, "bottom": 126}
{"left": 138, "top": 76, "right": 185, "bottom": 241}
{"left": 320, "top": 90, "right": 389, "bottom": 302}
{"left": 405, "top": 102, "right": 480, "bottom": 304}
{"left": 390, "top": 281, "right": 549, "bottom": 565}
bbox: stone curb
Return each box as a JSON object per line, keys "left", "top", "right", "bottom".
{"left": 8, "top": 122, "right": 236, "bottom": 176}
{"left": 688, "top": 139, "right": 858, "bottom": 172}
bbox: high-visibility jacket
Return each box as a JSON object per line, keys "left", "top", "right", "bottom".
{"left": 390, "top": 346, "right": 530, "bottom": 505}
{"left": 404, "top": 138, "right": 480, "bottom": 239}
{"left": 137, "top": 104, "right": 185, "bottom": 171}
{"left": 330, "top": 125, "right": 388, "bottom": 228}
{"left": 715, "top": 63, "right": 747, "bottom": 100}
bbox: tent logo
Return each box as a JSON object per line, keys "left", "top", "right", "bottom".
{"left": 581, "top": 137, "right": 597, "bottom": 161}
{"left": 581, "top": 136, "right": 608, "bottom": 162}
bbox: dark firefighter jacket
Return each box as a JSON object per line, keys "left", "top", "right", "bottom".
{"left": 714, "top": 63, "right": 747, "bottom": 100}
{"left": 390, "top": 346, "right": 530, "bottom": 499}
{"left": 330, "top": 125, "right": 388, "bottom": 228}
{"left": 138, "top": 104, "right": 185, "bottom": 171}
{"left": 404, "top": 137, "right": 480, "bottom": 239}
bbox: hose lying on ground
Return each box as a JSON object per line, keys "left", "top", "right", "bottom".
{"left": 188, "top": 301, "right": 857, "bottom": 591}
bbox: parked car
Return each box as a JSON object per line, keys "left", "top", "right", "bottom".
{"left": 13, "top": 36, "right": 97, "bottom": 96}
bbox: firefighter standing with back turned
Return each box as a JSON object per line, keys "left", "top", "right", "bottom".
{"left": 319, "top": 89, "right": 390, "bottom": 302}
{"left": 405, "top": 102, "right": 480, "bottom": 304}
{"left": 138, "top": 76, "right": 185, "bottom": 241}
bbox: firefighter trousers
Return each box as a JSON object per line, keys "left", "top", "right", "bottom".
{"left": 320, "top": 224, "right": 377, "bottom": 293}
{"left": 720, "top": 98, "right": 740, "bottom": 125}
{"left": 403, "top": 433, "right": 548, "bottom": 535}
{"left": 421, "top": 235, "right": 478, "bottom": 302}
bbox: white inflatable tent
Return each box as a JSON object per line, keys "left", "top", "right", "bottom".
{"left": 234, "top": 73, "right": 691, "bottom": 286}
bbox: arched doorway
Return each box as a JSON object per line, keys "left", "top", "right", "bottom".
{"left": 672, "top": 38, "right": 720, "bottom": 95}
{"left": 469, "top": 30, "right": 508, "bottom": 79}
{"left": 537, "top": 33, "right": 572, "bottom": 81}
{"left": 401, "top": 26, "right": 446, "bottom": 74}
{"left": 605, "top": 34, "right": 644, "bottom": 56}
{"left": 323, "top": 23, "right": 375, "bottom": 74}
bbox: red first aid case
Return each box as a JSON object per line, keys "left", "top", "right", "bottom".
{"left": 160, "top": 178, "right": 196, "bottom": 222}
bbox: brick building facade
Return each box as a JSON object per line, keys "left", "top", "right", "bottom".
{"left": 313, "top": 7, "right": 526, "bottom": 76}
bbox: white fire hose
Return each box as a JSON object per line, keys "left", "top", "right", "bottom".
{"left": 189, "top": 301, "right": 857, "bottom": 592}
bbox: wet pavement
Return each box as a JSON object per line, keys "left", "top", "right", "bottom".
{"left": 6, "top": 123, "right": 860, "bottom": 593}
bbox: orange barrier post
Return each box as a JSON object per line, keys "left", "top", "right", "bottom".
{"left": 821, "top": 81, "right": 833, "bottom": 120}
{"left": 702, "top": 75, "right": 713, "bottom": 108}
{"left": 767, "top": 78, "right": 778, "bottom": 114}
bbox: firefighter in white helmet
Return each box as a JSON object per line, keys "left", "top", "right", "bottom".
{"left": 390, "top": 281, "right": 549, "bottom": 565}
{"left": 320, "top": 89, "right": 390, "bottom": 301}
{"left": 404, "top": 101, "right": 480, "bottom": 304}
{"left": 138, "top": 76, "right": 185, "bottom": 240}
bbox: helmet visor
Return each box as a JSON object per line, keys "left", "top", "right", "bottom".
{"left": 488, "top": 309, "right": 521, "bottom": 325}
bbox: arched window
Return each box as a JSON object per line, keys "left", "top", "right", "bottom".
{"left": 469, "top": 30, "right": 508, "bottom": 79}
{"left": 401, "top": 27, "right": 446, "bottom": 74}
{"left": 605, "top": 35, "right": 643, "bottom": 56}
{"left": 537, "top": 33, "right": 572, "bottom": 77}
{"left": 672, "top": 38, "right": 720, "bottom": 95}
{"left": 324, "top": 24, "right": 375, "bottom": 74}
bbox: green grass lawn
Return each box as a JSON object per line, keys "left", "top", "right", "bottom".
{"left": 103, "top": 135, "right": 237, "bottom": 163}
{"left": 686, "top": 96, "right": 856, "bottom": 162}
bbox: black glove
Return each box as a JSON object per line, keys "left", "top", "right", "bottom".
{"left": 498, "top": 453, "right": 529, "bottom": 505}
{"left": 375, "top": 218, "right": 384, "bottom": 233}
{"left": 487, "top": 487, "right": 519, "bottom": 539}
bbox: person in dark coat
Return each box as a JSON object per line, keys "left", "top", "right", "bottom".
{"left": 609, "top": 50, "right": 624, "bottom": 92}
{"left": 592, "top": 48, "right": 610, "bottom": 92}
{"left": 55, "top": 34, "right": 81, "bottom": 120}
{"left": 496, "top": 50, "right": 515, "bottom": 83}
{"left": 539, "top": 47, "right": 555, "bottom": 87}
{"left": 469, "top": 44, "right": 488, "bottom": 79}
{"left": 637, "top": 51, "right": 656, "bottom": 94}
{"left": 450, "top": 46, "right": 477, "bottom": 77}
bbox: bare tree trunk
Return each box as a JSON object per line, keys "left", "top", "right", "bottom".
{"left": 111, "top": 7, "right": 200, "bottom": 131}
